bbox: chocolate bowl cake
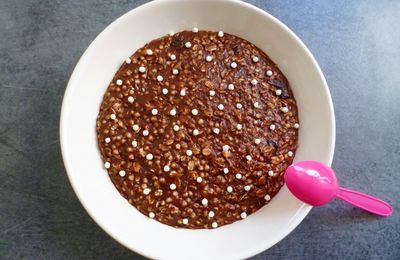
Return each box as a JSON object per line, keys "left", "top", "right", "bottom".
{"left": 96, "top": 29, "right": 299, "bottom": 229}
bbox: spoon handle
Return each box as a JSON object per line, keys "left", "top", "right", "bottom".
{"left": 335, "top": 187, "right": 392, "bottom": 216}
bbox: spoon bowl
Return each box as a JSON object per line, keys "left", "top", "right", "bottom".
{"left": 285, "top": 161, "right": 338, "bottom": 206}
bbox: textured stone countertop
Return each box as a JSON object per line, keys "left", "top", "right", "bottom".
{"left": 0, "top": 0, "right": 399, "bottom": 259}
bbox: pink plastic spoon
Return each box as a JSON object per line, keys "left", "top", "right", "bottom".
{"left": 284, "top": 160, "right": 392, "bottom": 216}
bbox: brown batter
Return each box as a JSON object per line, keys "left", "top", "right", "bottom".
{"left": 96, "top": 30, "right": 299, "bottom": 229}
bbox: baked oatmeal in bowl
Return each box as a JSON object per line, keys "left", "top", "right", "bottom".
{"left": 61, "top": 0, "right": 335, "bottom": 259}
{"left": 97, "top": 30, "right": 299, "bottom": 229}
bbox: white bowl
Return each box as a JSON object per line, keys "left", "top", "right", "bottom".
{"left": 60, "top": 0, "right": 335, "bottom": 259}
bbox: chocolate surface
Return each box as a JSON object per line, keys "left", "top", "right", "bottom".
{"left": 96, "top": 30, "right": 299, "bottom": 229}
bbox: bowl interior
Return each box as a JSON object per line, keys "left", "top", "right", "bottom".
{"left": 60, "top": 0, "right": 335, "bottom": 259}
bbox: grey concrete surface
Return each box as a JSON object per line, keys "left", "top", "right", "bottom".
{"left": 0, "top": 0, "right": 399, "bottom": 259}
